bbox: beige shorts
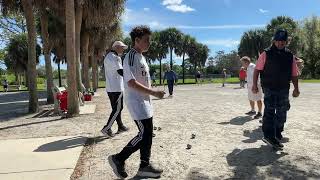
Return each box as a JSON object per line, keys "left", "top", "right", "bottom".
{"left": 247, "top": 84, "right": 263, "bottom": 101}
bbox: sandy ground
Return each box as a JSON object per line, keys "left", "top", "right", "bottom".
{"left": 1, "top": 83, "right": 320, "bottom": 179}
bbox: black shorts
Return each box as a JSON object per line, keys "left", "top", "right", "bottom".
{"left": 196, "top": 74, "right": 201, "bottom": 78}
{"left": 3, "top": 85, "right": 8, "bottom": 89}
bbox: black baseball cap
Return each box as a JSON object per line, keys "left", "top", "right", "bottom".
{"left": 273, "top": 29, "right": 288, "bottom": 41}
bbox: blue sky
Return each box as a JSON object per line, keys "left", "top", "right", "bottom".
{"left": 2, "top": 0, "right": 320, "bottom": 70}
{"left": 123, "top": 0, "right": 320, "bottom": 65}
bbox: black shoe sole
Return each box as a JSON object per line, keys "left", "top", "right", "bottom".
{"left": 137, "top": 171, "right": 162, "bottom": 178}
{"left": 108, "top": 155, "right": 127, "bottom": 179}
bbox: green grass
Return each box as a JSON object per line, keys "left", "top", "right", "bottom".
{"left": 97, "top": 77, "right": 240, "bottom": 88}
{"left": 1, "top": 77, "right": 320, "bottom": 92}
{"left": 301, "top": 79, "right": 320, "bottom": 83}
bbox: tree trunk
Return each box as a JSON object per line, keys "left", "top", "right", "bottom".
{"left": 81, "top": 31, "right": 90, "bottom": 90}
{"left": 40, "top": 10, "right": 54, "bottom": 104}
{"left": 66, "top": 0, "right": 79, "bottom": 116}
{"left": 97, "top": 66, "right": 100, "bottom": 88}
{"left": 170, "top": 47, "right": 173, "bottom": 70}
{"left": 18, "top": 73, "right": 22, "bottom": 86}
{"left": 24, "top": 70, "right": 28, "bottom": 87}
{"left": 159, "top": 59, "right": 162, "bottom": 85}
{"left": 182, "top": 52, "right": 185, "bottom": 84}
{"left": 194, "top": 61, "right": 197, "bottom": 83}
{"left": 92, "top": 55, "right": 98, "bottom": 92}
{"left": 21, "top": 0, "right": 38, "bottom": 113}
{"left": 15, "top": 71, "right": 18, "bottom": 83}
{"left": 58, "top": 62, "right": 62, "bottom": 87}
{"left": 75, "top": 4, "right": 83, "bottom": 92}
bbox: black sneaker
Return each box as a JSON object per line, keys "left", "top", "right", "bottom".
{"left": 116, "top": 126, "right": 129, "bottom": 134}
{"left": 101, "top": 128, "right": 115, "bottom": 137}
{"left": 262, "top": 137, "right": 283, "bottom": 149}
{"left": 137, "top": 164, "right": 163, "bottom": 178}
{"left": 108, "top": 155, "right": 128, "bottom": 178}
{"left": 274, "top": 138, "right": 284, "bottom": 148}
{"left": 254, "top": 112, "right": 262, "bottom": 119}
{"left": 276, "top": 132, "right": 283, "bottom": 141}
{"left": 245, "top": 110, "right": 256, "bottom": 115}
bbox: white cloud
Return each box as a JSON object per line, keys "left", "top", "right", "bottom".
{"left": 121, "top": 9, "right": 167, "bottom": 30}
{"left": 259, "top": 8, "right": 269, "bottom": 14}
{"left": 177, "top": 24, "right": 265, "bottom": 29}
{"left": 162, "top": 0, "right": 195, "bottom": 13}
{"left": 143, "top": 7, "right": 150, "bottom": 11}
{"left": 162, "top": 0, "right": 183, "bottom": 6}
{"left": 166, "top": 4, "right": 195, "bottom": 13}
{"left": 201, "top": 39, "right": 240, "bottom": 48}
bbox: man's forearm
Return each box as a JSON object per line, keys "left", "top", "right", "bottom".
{"left": 253, "top": 69, "right": 260, "bottom": 86}
{"left": 128, "top": 79, "right": 154, "bottom": 96}
{"left": 292, "top": 76, "right": 299, "bottom": 90}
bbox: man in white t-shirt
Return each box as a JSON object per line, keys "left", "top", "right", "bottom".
{"left": 101, "top": 41, "right": 129, "bottom": 137}
{"left": 108, "top": 26, "right": 165, "bottom": 179}
{"left": 240, "top": 56, "right": 263, "bottom": 119}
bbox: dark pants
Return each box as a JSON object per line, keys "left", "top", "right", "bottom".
{"left": 103, "top": 92, "right": 124, "bottom": 130}
{"left": 240, "top": 80, "right": 246, "bottom": 87}
{"left": 167, "top": 80, "right": 174, "bottom": 95}
{"left": 262, "top": 88, "right": 290, "bottom": 138}
{"left": 116, "top": 117, "right": 153, "bottom": 167}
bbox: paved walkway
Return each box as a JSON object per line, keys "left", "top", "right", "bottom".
{"left": 0, "top": 136, "right": 86, "bottom": 180}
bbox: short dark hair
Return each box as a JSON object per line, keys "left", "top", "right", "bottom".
{"left": 130, "top": 25, "right": 152, "bottom": 45}
{"left": 240, "top": 56, "right": 251, "bottom": 63}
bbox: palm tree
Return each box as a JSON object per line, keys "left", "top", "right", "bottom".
{"left": 160, "top": 28, "right": 182, "bottom": 69}
{"left": 39, "top": 9, "right": 54, "bottom": 104}
{"left": 80, "top": 1, "right": 125, "bottom": 91}
{"left": 20, "top": 0, "right": 39, "bottom": 113}
{"left": 4, "top": 33, "right": 41, "bottom": 86}
{"left": 65, "top": 0, "right": 79, "bottom": 116}
{"left": 175, "top": 34, "right": 195, "bottom": 84}
{"left": 145, "top": 31, "right": 167, "bottom": 84}
{"left": 238, "top": 29, "right": 269, "bottom": 60}
{"left": 1, "top": 0, "right": 39, "bottom": 112}
{"left": 185, "top": 40, "right": 200, "bottom": 81}
{"left": 267, "top": 16, "right": 299, "bottom": 53}
{"left": 81, "top": 29, "right": 91, "bottom": 89}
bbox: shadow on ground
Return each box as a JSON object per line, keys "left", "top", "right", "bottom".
{"left": 226, "top": 146, "right": 320, "bottom": 179}
{"left": 0, "top": 117, "right": 64, "bottom": 131}
{"left": 185, "top": 167, "right": 211, "bottom": 180}
{"left": 34, "top": 136, "right": 110, "bottom": 152}
{"left": 242, "top": 126, "right": 263, "bottom": 143}
{"left": 218, "top": 116, "right": 253, "bottom": 126}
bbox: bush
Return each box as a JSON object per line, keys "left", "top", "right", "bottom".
{"left": 37, "top": 77, "right": 45, "bottom": 84}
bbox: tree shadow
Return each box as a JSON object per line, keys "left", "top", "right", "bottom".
{"left": 266, "top": 158, "right": 320, "bottom": 179}
{"left": 218, "top": 116, "right": 253, "bottom": 126}
{"left": 226, "top": 146, "right": 288, "bottom": 179}
{"left": 0, "top": 117, "right": 65, "bottom": 131}
{"left": 226, "top": 146, "right": 320, "bottom": 179}
{"left": 34, "top": 136, "right": 110, "bottom": 152}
